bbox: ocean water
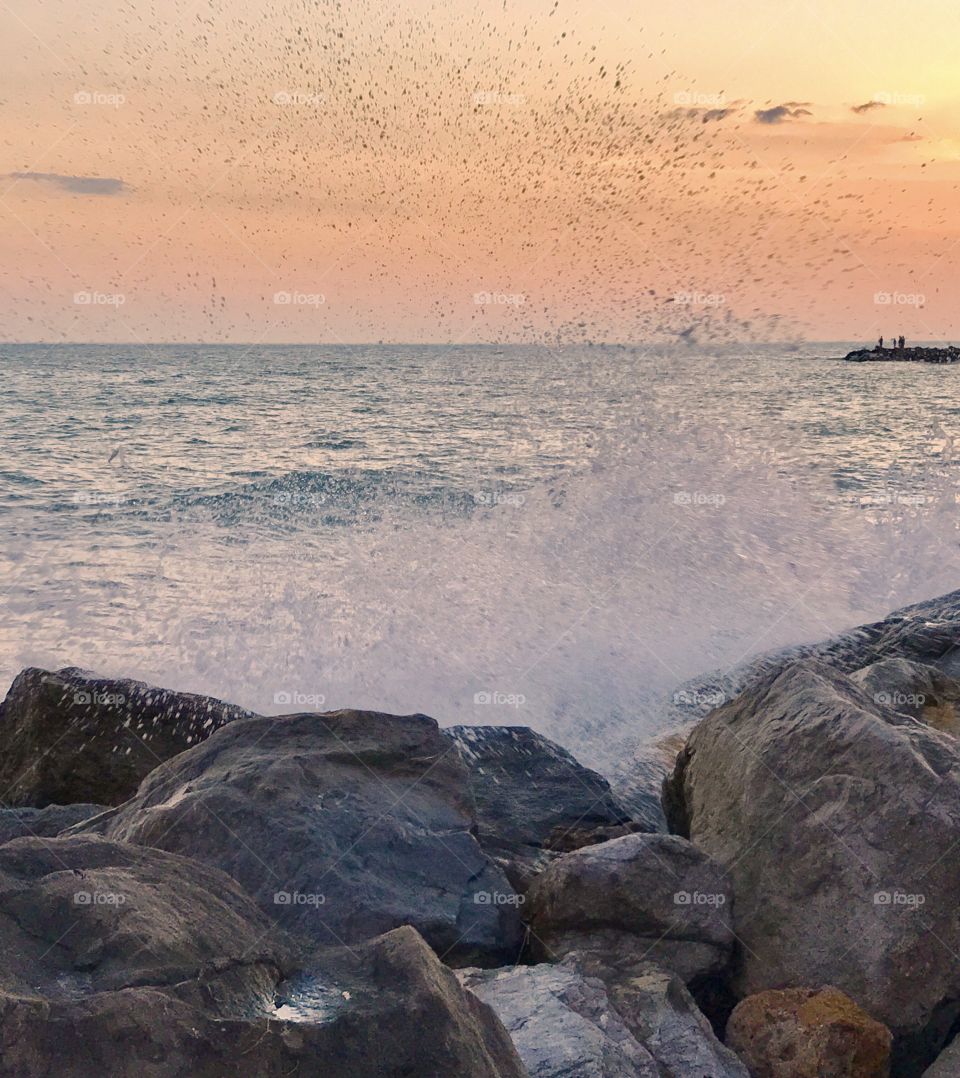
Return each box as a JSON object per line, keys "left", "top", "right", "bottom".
{"left": 1, "top": 342, "right": 957, "bottom": 774}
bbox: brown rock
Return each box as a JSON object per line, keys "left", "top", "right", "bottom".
{"left": 726, "top": 987, "right": 892, "bottom": 1078}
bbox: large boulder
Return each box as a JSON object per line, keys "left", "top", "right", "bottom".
{"left": 76, "top": 709, "right": 525, "bottom": 966}
{"left": 0, "top": 838, "right": 526, "bottom": 1078}
{"left": 663, "top": 659, "right": 960, "bottom": 1062}
{"left": 444, "top": 725, "right": 639, "bottom": 887}
{"left": 726, "top": 987, "right": 892, "bottom": 1078}
{"left": 0, "top": 834, "right": 288, "bottom": 1005}
{"left": 458, "top": 961, "right": 660, "bottom": 1077}
{"left": 526, "top": 832, "right": 733, "bottom": 984}
{"left": 0, "top": 667, "right": 252, "bottom": 806}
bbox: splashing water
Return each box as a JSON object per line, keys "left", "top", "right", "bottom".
{"left": 1, "top": 342, "right": 957, "bottom": 777}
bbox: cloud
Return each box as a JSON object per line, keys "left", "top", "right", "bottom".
{"left": 754, "top": 103, "right": 813, "bottom": 124}
{"left": 852, "top": 101, "right": 886, "bottom": 114}
{"left": 7, "top": 172, "right": 128, "bottom": 195}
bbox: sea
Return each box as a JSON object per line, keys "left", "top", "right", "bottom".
{"left": 1, "top": 341, "right": 957, "bottom": 775}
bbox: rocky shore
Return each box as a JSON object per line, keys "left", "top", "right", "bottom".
{"left": 2, "top": 589, "right": 960, "bottom": 1075}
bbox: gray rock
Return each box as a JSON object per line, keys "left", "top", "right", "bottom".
{"left": 0, "top": 876, "right": 527, "bottom": 1078}
{"left": 0, "top": 804, "right": 107, "bottom": 844}
{"left": 923, "top": 1035, "right": 960, "bottom": 1077}
{"left": 76, "top": 709, "right": 525, "bottom": 966}
{"left": 578, "top": 959, "right": 749, "bottom": 1078}
{"left": 0, "top": 667, "right": 252, "bottom": 807}
{"left": 458, "top": 961, "right": 659, "bottom": 1077}
{"left": 851, "top": 657, "right": 960, "bottom": 732}
{"left": 444, "top": 724, "right": 639, "bottom": 888}
{"left": 663, "top": 658, "right": 960, "bottom": 1053}
{"left": 0, "top": 834, "right": 290, "bottom": 1007}
{"left": 526, "top": 832, "right": 733, "bottom": 984}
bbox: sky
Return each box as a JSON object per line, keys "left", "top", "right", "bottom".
{"left": 2, "top": 0, "right": 959, "bottom": 344}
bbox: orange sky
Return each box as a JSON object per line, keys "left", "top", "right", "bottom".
{"left": 2, "top": 0, "right": 959, "bottom": 343}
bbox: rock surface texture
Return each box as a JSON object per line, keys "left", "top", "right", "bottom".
{"left": 664, "top": 658, "right": 960, "bottom": 1066}
{"left": 77, "top": 709, "right": 526, "bottom": 965}
{"left": 726, "top": 987, "right": 892, "bottom": 1078}
{"left": 0, "top": 667, "right": 251, "bottom": 806}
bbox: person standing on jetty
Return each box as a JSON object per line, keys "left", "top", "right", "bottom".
{"left": 878, "top": 336, "right": 884, "bottom": 350}
{"left": 899, "top": 335, "right": 905, "bottom": 349}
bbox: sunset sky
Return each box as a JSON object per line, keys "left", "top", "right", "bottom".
{"left": 3, "top": 0, "right": 959, "bottom": 343}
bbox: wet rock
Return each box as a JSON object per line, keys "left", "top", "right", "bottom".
{"left": 0, "top": 667, "right": 252, "bottom": 807}
{"left": 444, "top": 724, "right": 638, "bottom": 887}
{"left": 851, "top": 657, "right": 960, "bottom": 733}
{"left": 526, "top": 831, "right": 733, "bottom": 984}
{"left": 458, "top": 960, "right": 660, "bottom": 1077}
{"left": 0, "top": 865, "right": 526, "bottom": 1078}
{"left": 726, "top": 987, "right": 892, "bottom": 1078}
{"left": 77, "top": 709, "right": 525, "bottom": 966}
{"left": 664, "top": 659, "right": 960, "bottom": 1054}
{"left": 0, "top": 834, "right": 289, "bottom": 1007}
{"left": 0, "top": 803, "right": 106, "bottom": 844}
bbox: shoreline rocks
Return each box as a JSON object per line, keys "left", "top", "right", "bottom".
{"left": 0, "top": 667, "right": 252, "bottom": 807}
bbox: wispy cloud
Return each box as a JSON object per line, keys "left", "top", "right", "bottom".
{"left": 7, "top": 172, "right": 128, "bottom": 195}
{"left": 754, "top": 102, "right": 813, "bottom": 124}
{"left": 851, "top": 100, "right": 886, "bottom": 114}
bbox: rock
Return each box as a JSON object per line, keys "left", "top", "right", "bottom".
{"left": 851, "top": 657, "right": 960, "bottom": 733}
{"left": 663, "top": 659, "right": 960, "bottom": 1060}
{"left": 0, "top": 834, "right": 289, "bottom": 1005}
{"left": 0, "top": 667, "right": 252, "bottom": 807}
{"left": 923, "top": 1036, "right": 960, "bottom": 1077}
{"left": 526, "top": 832, "right": 733, "bottom": 984}
{"left": 444, "top": 724, "right": 639, "bottom": 887}
{"left": 458, "top": 961, "right": 660, "bottom": 1077}
{"left": 0, "top": 868, "right": 527, "bottom": 1078}
{"left": 575, "top": 957, "right": 749, "bottom": 1078}
{"left": 0, "top": 804, "right": 106, "bottom": 844}
{"left": 726, "top": 987, "right": 892, "bottom": 1078}
{"left": 76, "top": 709, "right": 525, "bottom": 966}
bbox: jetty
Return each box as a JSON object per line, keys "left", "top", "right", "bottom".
{"left": 844, "top": 344, "right": 960, "bottom": 363}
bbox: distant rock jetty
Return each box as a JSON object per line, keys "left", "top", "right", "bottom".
{"left": 845, "top": 344, "right": 960, "bottom": 363}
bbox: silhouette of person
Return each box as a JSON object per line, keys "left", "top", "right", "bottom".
{"left": 878, "top": 336, "right": 884, "bottom": 349}
{"left": 899, "top": 335, "right": 905, "bottom": 349}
